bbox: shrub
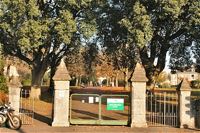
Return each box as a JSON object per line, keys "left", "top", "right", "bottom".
{"left": 191, "top": 80, "right": 200, "bottom": 89}
{"left": 22, "top": 79, "right": 31, "bottom": 86}
{"left": 22, "top": 73, "right": 31, "bottom": 86}
{"left": 0, "top": 92, "right": 8, "bottom": 105}
{"left": 160, "top": 83, "right": 171, "bottom": 88}
{"left": 0, "top": 75, "right": 8, "bottom": 93}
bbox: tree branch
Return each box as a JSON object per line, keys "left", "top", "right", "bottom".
{"left": 168, "top": 28, "right": 187, "bottom": 41}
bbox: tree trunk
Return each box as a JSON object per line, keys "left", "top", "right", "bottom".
{"left": 124, "top": 68, "right": 129, "bottom": 91}
{"left": 79, "top": 76, "right": 82, "bottom": 86}
{"left": 106, "top": 76, "right": 109, "bottom": 86}
{"left": 111, "top": 77, "right": 114, "bottom": 87}
{"left": 89, "top": 81, "right": 93, "bottom": 86}
{"left": 115, "top": 73, "right": 118, "bottom": 87}
{"left": 75, "top": 77, "right": 79, "bottom": 86}
{"left": 30, "top": 64, "right": 47, "bottom": 99}
{"left": 140, "top": 42, "right": 170, "bottom": 91}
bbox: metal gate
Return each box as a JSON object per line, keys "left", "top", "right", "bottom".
{"left": 70, "top": 94, "right": 130, "bottom": 125}
{"left": 146, "top": 92, "right": 179, "bottom": 127}
{"left": 19, "top": 89, "right": 34, "bottom": 125}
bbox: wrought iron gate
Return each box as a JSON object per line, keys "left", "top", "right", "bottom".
{"left": 19, "top": 89, "right": 34, "bottom": 125}
{"left": 146, "top": 92, "right": 179, "bottom": 127}
{"left": 70, "top": 94, "right": 130, "bottom": 125}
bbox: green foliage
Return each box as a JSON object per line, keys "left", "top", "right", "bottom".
{"left": 0, "top": 59, "right": 4, "bottom": 73}
{"left": 0, "top": 75, "right": 8, "bottom": 93}
{"left": 21, "top": 73, "right": 31, "bottom": 86}
{"left": 192, "top": 43, "right": 200, "bottom": 72}
{"left": 79, "top": 10, "right": 97, "bottom": 39}
{"left": 22, "top": 79, "right": 31, "bottom": 86}
{"left": 0, "top": 58, "right": 8, "bottom": 93}
{"left": 0, "top": 0, "right": 76, "bottom": 51}
{"left": 191, "top": 80, "right": 200, "bottom": 89}
{"left": 0, "top": 0, "right": 95, "bottom": 87}
{"left": 119, "top": 1, "right": 153, "bottom": 48}
{"left": 156, "top": 71, "right": 169, "bottom": 83}
{"left": 169, "top": 44, "right": 193, "bottom": 71}
{"left": 159, "top": 83, "right": 171, "bottom": 88}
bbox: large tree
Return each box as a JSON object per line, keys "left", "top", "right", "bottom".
{"left": 95, "top": 0, "right": 200, "bottom": 87}
{"left": 139, "top": 0, "right": 200, "bottom": 86}
{"left": 94, "top": 1, "right": 141, "bottom": 89}
{"left": 0, "top": 0, "right": 95, "bottom": 98}
{"left": 66, "top": 45, "right": 86, "bottom": 86}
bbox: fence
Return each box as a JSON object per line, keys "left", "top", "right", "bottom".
{"left": 19, "top": 89, "right": 34, "bottom": 125}
{"left": 146, "top": 92, "right": 179, "bottom": 127}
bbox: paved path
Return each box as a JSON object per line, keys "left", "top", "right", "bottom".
{"left": 1, "top": 115, "right": 200, "bottom": 133}
{"left": 1, "top": 124, "right": 200, "bottom": 133}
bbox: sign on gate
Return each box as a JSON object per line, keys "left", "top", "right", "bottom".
{"left": 107, "top": 98, "right": 124, "bottom": 111}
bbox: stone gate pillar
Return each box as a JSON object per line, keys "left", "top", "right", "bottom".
{"left": 130, "top": 63, "right": 148, "bottom": 127}
{"left": 177, "top": 78, "right": 195, "bottom": 128}
{"left": 52, "top": 59, "right": 71, "bottom": 127}
{"left": 7, "top": 65, "right": 22, "bottom": 115}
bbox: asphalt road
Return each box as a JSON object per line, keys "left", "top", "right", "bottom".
{"left": 1, "top": 125, "right": 199, "bottom": 133}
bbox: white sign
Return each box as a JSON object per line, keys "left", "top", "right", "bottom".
{"left": 89, "top": 97, "right": 94, "bottom": 103}
{"left": 95, "top": 97, "right": 99, "bottom": 102}
{"left": 107, "top": 98, "right": 124, "bottom": 103}
{"left": 107, "top": 98, "right": 124, "bottom": 110}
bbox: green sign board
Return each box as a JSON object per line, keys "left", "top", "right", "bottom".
{"left": 106, "top": 98, "right": 124, "bottom": 111}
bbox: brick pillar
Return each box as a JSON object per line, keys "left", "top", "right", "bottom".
{"left": 52, "top": 59, "right": 71, "bottom": 127}
{"left": 7, "top": 65, "right": 22, "bottom": 115}
{"left": 130, "top": 63, "right": 148, "bottom": 127}
{"left": 177, "top": 78, "right": 195, "bottom": 128}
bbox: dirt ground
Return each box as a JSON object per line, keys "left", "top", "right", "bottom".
{"left": 1, "top": 87, "right": 200, "bottom": 132}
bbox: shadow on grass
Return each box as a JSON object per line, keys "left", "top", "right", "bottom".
{"left": 72, "top": 109, "right": 117, "bottom": 120}
{"left": 40, "top": 90, "right": 54, "bottom": 103}
{"left": 33, "top": 112, "right": 52, "bottom": 125}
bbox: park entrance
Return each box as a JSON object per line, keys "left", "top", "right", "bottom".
{"left": 70, "top": 94, "right": 130, "bottom": 125}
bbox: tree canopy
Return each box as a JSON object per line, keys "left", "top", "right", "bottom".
{"left": 0, "top": 0, "right": 97, "bottom": 98}
{"left": 0, "top": 0, "right": 200, "bottom": 91}
{"left": 94, "top": 0, "right": 200, "bottom": 86}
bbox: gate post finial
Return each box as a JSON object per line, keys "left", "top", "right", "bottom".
{"left": 130, "top": 63, "right": 148, "bottom": 127}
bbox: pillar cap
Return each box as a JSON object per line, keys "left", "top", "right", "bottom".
{"left": 53, "top": 59, "right": 71, "bottom": 81}
{"left": 130, "top": 63, "right": 148, "bottom": 82}
{"left": 177, "top": 78, "right": 191, "bottom": 91}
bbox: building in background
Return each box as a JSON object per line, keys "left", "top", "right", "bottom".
{"left": 170, "top": 65, "right": 199, "bottom": 86}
